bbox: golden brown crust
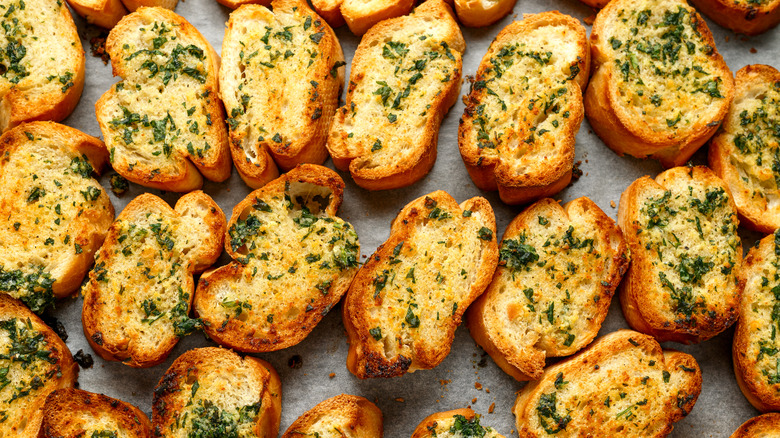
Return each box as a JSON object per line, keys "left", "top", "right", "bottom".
{"left": 40, "top": 388, "right": 153, "bottom": 438}
{"left": 215, "top": 0, "right": 269, "bottom": 9}
{"left": 689, "top": 0, "right": 780, "bottom": 36}
{"left": 341, "top": 0, "right": 414, "bottom": 35}
{"left": 344, "top": 191, "right": 498, "bottom": 378}
{"left": 453, "top": 0, "right": 516, "bottom": 27}
{"left": 66, "top": 0, "right": 129, "bottom": 29}
{"left": 310, "top": 0, "right": 346, "bottom": 28}
{"left": 121, "top": 0, "right": 178, "bottom": 11}
{"left": 576, "top": 0, "right": 609, "bottom": 7}
{"left": 730, "top": 413, "right": 780, "bottom": 438}
{"left": 282, "top": 394, "right": 383, "bottom": 437}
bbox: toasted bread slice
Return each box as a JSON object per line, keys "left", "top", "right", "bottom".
{"left": 0, "top": 0, "right": 85, "bottom": 132}
{"left": 458, "top": 13, "right": 589, "bottom": 205}
{"left": 731, "top": 413, "right": 780, "bottom": 438}
{"left": 344, "top": 191, "right": 497, "bottom": 378}
{"left": 96, "top": 7, "right": 231, "bottom": 192}
{"left": 194, "top": 164, "right": 360, "bottom": 352}
{"left": 152, "top": 347, "right": 281, "bottom": 438}
{"left": 733, "top": 229, "right": 780, "bottom": 412}
{"left": 585, "top": 0, "right": 734, "bottom": 168}
{"left": 689, "top": 0, "right": 780, "bottom": 36}
{"left": 0, "top": 122, "right": 114, "bottom": 313}
{"left": 219, "top": 0, "right": 345, "bottom": 189}
{"left": 66, "top": 0, "right": 128, "bottom": 29}
{"left": 40, "top": 388, "right": 152, "bottom": 438}
{"left": 0, "top": 294, "right": 77, "bottom": 438}
{"left": 310, "top": 0, "right": 345, "bottom": 28}
{"left": 326, "top": 0, "right": 465, "bottom": 190}
{"left": 576, "top": 0, "right": 609, "bottom": 7}
{"left": 121, "top": 0, "right": 178, "bottom": 12}
{"left": 467, "top": 197, "right": 628, "bottom": 381}
{"left": 310, "top": 0, "right": 413, "bottom": 34}
{"left": 618, "top": 166, "right": 742, "bottom": 343}
{"left": 282, "top": 394, "right": 383, "bottom": 438}
{"left": 513, "top": 330, "right": 701, "bottom": 437}
{"left": 709, "top": 65, "right": 780, "bottom": 234}
{"left": 453, "top": 0, "right": 516, "bottom": 27}
{"left": 412, "top": 409, "right": 505, "bottom": 438}
{"left": 81, "top": 191, "right": 225, "bottom": 368}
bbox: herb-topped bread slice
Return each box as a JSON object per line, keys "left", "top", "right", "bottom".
{"left": 0, "top": 0, "right": 85, "bottom": 132}
{"left": 40, "top": 388, "right": 152, "bottom": 438}
{"left": 412, "top": 409, "right": 505, "bottom": 438}
{"left": 709, "top": 65, "right": 780, "bottom": 234}
{"left": 281, "top": 394, "right": 383, "bottom": 438}
{"left": 326, "top": 0, "right": 465, "bottom": 190}
{"left": 81, "top": 191, "right": 225, "bottom": 368}
{"left": 96, "top": 7, "right": 231, "bottom": 192}
{"left": 733, "top": 230, "right": 780, "bottom": 412}
{"left": 0, "top": 294, "right": 78, "bottom": 438}
{"left": 459, "top": 13, "right": 589, "bottom": 205}
{"left": 343, "top": 191, "right": 497, "bottom": 378}
{"left": 152, "top": 347, "right": 281, "bottom": 438}
{"left": 467, "top": 197, "right": 628, "bottom": 381}
{"left": 194, "top": 164, "right": 360, "bottom": 352}
{"left": 689, "top": 0, "right": 780, "bottom": 35}
{"left": 585, "top": 0, "right": 734, "bottom": 167}
{"left": 730, "top": 413, "right": 780, "bottom": 438}
{"left": 619, "top": 166, "right": 742, "bottom": 343}
{"left": 220, "top": 0, "right": 345, "bottom": 189}
{"left": 513, "top": 330, "right": 701, "bottom": 437}
{"left": 0, "top": 122, "right": 114, "bottom": 313}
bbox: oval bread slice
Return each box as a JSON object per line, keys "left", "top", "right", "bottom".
{"left": 66, "top": 0, "right": 128, "bottom": 29}
{"left": 152, "top": 347, "right": 281, "bottom": 438}
{"left": 513, "top": 330, "right": 701, "bottom": 437}
{"left": 585, "top": 0, "right": 734, "bottom": 168}
{"left": 81, "top": 191, "right": 225, "bottom": 367}
{"left": 412, "top": 408, "right": 505, "bottom": 438}
{"left": 40, "top": 388, "right": 152, "bottom": 438}
{"left": 0, "top": 122, "right": 114, "bottom": 313}
{"left": 282, "top": 394, "right": 383, "bottom": 438}
{"left": 689, "top": 0, "right": 780, "bottom": 36}
{"left": 343, "top": 191, "right": 498, "bottom": 378}
{"left": 730, "top": 413, "right": 780, "bottom": 438}
{"left": 467, "top": 197, "right": 628, "bottom": 381}
{"left": 618, "top": 166, "right": 742, "bottom": 343}
{"left": 458, "top": 12, "right": 589, "bottom": 205}
{"left": 453, "top": 0, "right": 516, "bottom": 28}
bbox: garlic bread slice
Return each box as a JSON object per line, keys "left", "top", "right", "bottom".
{"left": 730, "top": 413, "right": 780, "bottom": 438}
{"left": 412, "top": 409, "right": 505, "bottom": 438}
{"left": 40, "top": 388, "right": 152, "bottom": 438}
{"left": 282, "top": 394, "right": 383, "bottom": 438}
{"left": 689, "top": 0, "right": 780, "bottom": 36}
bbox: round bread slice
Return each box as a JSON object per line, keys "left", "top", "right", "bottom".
{"left": 66, "top": 0, "right": 128, "bottom": 29}
{"left": 40, "top": 388, "right": 152, "bottom": 438}
{"left": 412, "top": 408, "right": 505, "bottom": 438}
{"left": 152, "top": 347, "right": 281, "bottom": 438}
{"left": 730, "top": 413, "right": 780, "bottom": 438}
{"left": 689, "top": 0, "right": 780, "bottom": 36}
{"left": 282, "top": 394, "right": 383, "bottom": 437}
{"left": 453, "top": 0, "right": 516, "bottom": 27}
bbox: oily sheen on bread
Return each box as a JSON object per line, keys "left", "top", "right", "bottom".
{"left": 467, "top": 197, "right": 628, "bottom": 381}
{"left": 81, "top": 191, "right": 225, "bottom": 367}
{"left": 730, "top": 413, "right": 780, "bottom": 438}
{"left": 344, "top": 190, "right": 498, "bottom": 378}
{"left": 458, "top": 12, "right": 589, "bottom": 205}
{"left": 281, "top": 394, "right": 383, "bottom": 438}
{"left": 0, "top": 122, "right": 114, "bottom": 313}
{"left": 412, "top": 409, "right": 505, "bottom": 438}
{"left": 689, "top": 0, "right": 780, "bottom": 36}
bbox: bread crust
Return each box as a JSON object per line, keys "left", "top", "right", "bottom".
{"left": 40, "top": 388, "right": 152, "bottom": 438}
{"left": 458, "top": 12, "right": 589, "bottom": 205}
{"left": 194, "top": 164, "right": 360, "bottom": 352}
{"left": 96, "top": 7, "right": 231, "bottom": 192}
{"left": 216, "top": 0, "right": 269, "bottom": 8}
{"left": 412, "top": 408, "right": 505, "bottom": 438}
{"left": 0, "top": 294, "right": 77, "bottom": 438}
{"left": 709, "top": 65, "right": 780, "bottom": 234}
{"left": 152, "top": 347, "right": 281, "bottom": 438}
{"left": 689, "top": 0, "right": 780, "bottom": 36}
{"left": 326, "top": 0, "right": 465, "bottom": 191}
{"left": 341, "top": 0, "right": 414, "bottom": 35}
{"left": 454, "top": 0, "right": 516, "bottom": 27}
{"left": 576, "top": 0, "right": 609, "bottom": 7}
{"left": 81, "top": 191, "right": 225, "bottom": 368}
{"left": 282, "top": 394, "right": 383, "bottom": 437}
{"left": 730, "top": 413, "right": 780, "bottom": 438}
{"left": 344, "top": 191, "right": 498, "bottom": 378}
{"left": 121, "top": 0, "right": 178, "bottom": 12}
{"left": 618, "top": 166, "right": 742, "bottom": 343}
{"left": 310, "top": 0, "right": 345, "bottom": 27}
{"left": 66, "top": 0, "right": 129, "bottom": 29}
{"left": 513, "top": 330, "right": 701, "bottom": 437}
{"left": 0, "top": 0, "right": 85, "bottom": 132}
{"left": 585, "top": 0, "right": 734, "bottom": 168}
{"left": 467, "top": 197, "right": 628, "bottom": 381}
{"left": 220, "top": 0, "right": 344, "bottom": 188}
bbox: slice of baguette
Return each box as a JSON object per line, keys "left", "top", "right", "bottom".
{"left": 585, "top": 0, "right": 734, "bottom": 168}
{"left": 121, "top": 0, "right": 178, "bottom": 12}
{"left": 709, "top": 65, "right": 780, "bottom": 234}
{"left": 281, "top": 394, "right": 383, "bottom": 438}
{"left": 66, "top": 0, "right": 129, "bottom": 29}
{"left": 513, "top": 330, "right": 701, "bottom": 437}
{"left": 411, "top": 408, "right": 505, "bottom": 438}
{"left": 0, "top": 122, "right": 114, "bottom": 313}
{"left": 194, "top": 164, "right": 360, "bottom": 352}
{"left": 576, "top": 0, "right": 609, "bottom": 7}
{"left": 733, "top": 229, "right": 780, "bottom": 413}
{"left": 220, "top": 0, "right": 345, "bottom": 189}
{"left": 689, "top": 0, "right": 780, "bottom": 36}
{"left": 216, "top": 0, "right": 268, "bottom": 9}
{"left": 467, "top": 197, "right": 628, "bottom": 381}
{"left": 340, "top": 0, "right": 414, "bottom": 35}
{"left": 458, "top": 12, "right": 589, "bottom": 205}
{"left": 453, "top": 0, "right": 516, "bottom": 27}
{"left": 730, "top": 413, "right": 780, "bottom": 438}
{"left": 618, "top": 166, "right": 742, "bottom": 344}
{"left": 310, "top": 0, "right": 346, "bottom": 28}
{"left": 0, "top": 294, "right": 78, "bottom": 438}
{"left": 40, "top": 388, "right": 152, "bottom": 438}
{"left": 152, "top": 347, "right": 281, "bottom": 438}
{"left": 344, "top": 191, "right": 498, "bottom": 378}
{"left": 0, "top": 0, "right": 85, "bottom": 132}
{"left": 81, "top": 191, "right": 225, "bottom": 367}
{"left": 326, "top": 0, "right": 465, "bottom": 190}
{"left": 96, "top": 7, "right": 231, "bottom": 192}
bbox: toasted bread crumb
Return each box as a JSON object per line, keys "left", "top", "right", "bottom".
{"left": 583, "top": 14, "right": 595, "bottom": 25}
{"left": 472, "top": 398, "right": 477, "bottom": 403}
{"left": 329, "top": 372, "right": 336, "bottom": 378}
{"left": 610, "top": 200, "right": 616, "bottom": 208}
{"left": 289, "top": 355, "right": 303, "bottom": 369}
{"left": 725, "top": 35, "right": 730, "bottom": 42}
{"left": 475, "top": 382, "right": 483, "bottom": 390}
{"left": 489, "top": 402, "right": 495, "bottom": 413}
{"left": 750, "top": 48, "right": 758, "bottom": 53}
{"left": 89, "top": 32, "right": 110, "bottom": 64}
{"left": 395, "top": 398, "right": 405, "bottom": 403}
